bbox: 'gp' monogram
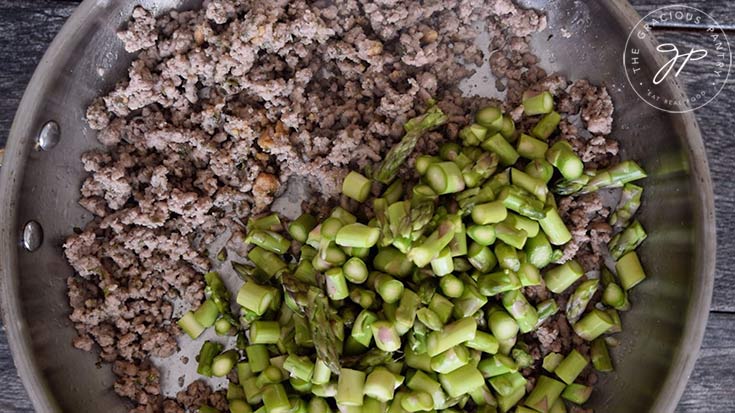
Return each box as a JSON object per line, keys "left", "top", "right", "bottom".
{"left": 653, "top": 43, "right": 708, "bottom": 85}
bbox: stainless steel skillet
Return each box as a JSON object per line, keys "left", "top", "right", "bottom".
{"left": 0, "top": 0, "right": 715, "bottom": 411}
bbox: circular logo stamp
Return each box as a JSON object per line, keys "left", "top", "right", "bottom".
{"left": 623, "top": 5, "right": 732, "bottom": 113}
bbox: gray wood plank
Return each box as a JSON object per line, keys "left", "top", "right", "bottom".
{"left": 629, "top": 0, "right": 735, "bottom": 30}
{"left": 675, "top": 312, "right": 735, "bottom": 413}
{"left": 0, "top": 328, "right": 33, "bottom": 412}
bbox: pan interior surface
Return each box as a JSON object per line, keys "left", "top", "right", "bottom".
{"left": 0, "top": 0, "right": 714, "bottom": 412}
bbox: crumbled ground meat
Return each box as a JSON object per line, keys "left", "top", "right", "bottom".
{"left": 66, "top": 1, "right": 553, "bottom": 411}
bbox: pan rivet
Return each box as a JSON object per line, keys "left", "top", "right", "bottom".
{"left": 36, "top": 121, "right": 60, "bottom": 151}
{"left": 22, "top": 221, "right": 43, "bottom": 252}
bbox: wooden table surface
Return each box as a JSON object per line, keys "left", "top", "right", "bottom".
{"left": 1, "top": 0, "right": 733, "bottom": 411}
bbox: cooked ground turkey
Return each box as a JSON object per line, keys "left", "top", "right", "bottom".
{"left": 64, "top": 0, "right": 618, "bottom": 411}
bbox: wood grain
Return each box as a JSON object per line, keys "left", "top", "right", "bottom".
{"left": 631, "top": 1, "right": 735, "bottom": 30}
{"left": 0, "top": 1, "right": 733, "bottom": 412}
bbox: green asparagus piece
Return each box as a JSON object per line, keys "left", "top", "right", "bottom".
{"left": 573, "top": 309, "right": 615, "bottom": 341}
{"left": 609, "top": 220, "right": 648, "bottom": 260}
{"left": 517, "top": 134, "right": 549, "bottom": 160}
{"left": 500, "top": 115, "right": 517, "bottom": 141}
{"left": 543, "top": 260, "right": 584, "bottom": 294}
{"left": 610, "top": 183, "right": 643, "bottom": 228}
{"left": 531, "top": 111, "right": 561, "bottom": 141}
{"left": 478, "top": 269, "right": 521, "bottom": 296}
{"left": 591, "top": 337, "right": 614, "bottom": 372}
{"left": 546, "top": 141, "right": 583, "bottom": 180}
{"left": 494, "top": 243, "right": 521, "bottom": 272}
{"left": 481, "top": 133, "right": 520, "bottom": 166}
{"left": 476, "top": 106, "right": 504, "bottom": 131}
{"left": 523, "top": 91, "right": 554, "bottom": 116}
{"left": 375, "top": 105, "right": 448, "bottom": 184}
{"left": 502, "top": 289, "right": 539, "bottom": 333}
{"left": 246, "top": 229, "right": 291, "bottom": 254}
{"left": 542, "top": 353, "right": 564, "bottom": 373}
{"left": 196, "top": 341, "right": 224, "bottom": 377}
{"left": 498, "top": 186, "right": 546, "bottom": 220}
{"left": 615, "top": 251, "right": 647, "bottom": 290}
{"left": 565, "top": 279, "right": 599, "bottom": 324}
{"left": 525, "top": 375, "right": 566, "bottom": 412}
{"left": 468, "top": 242, "right": 498, "bottom": 272}
{"left": 426, "top": 161, "right": 466, "bottom": 195}
{"left": 536, "top": 299, "right": 560, "bottom": 326}
{"left": 525, "top": 159, "right": 555, "bottom": 184}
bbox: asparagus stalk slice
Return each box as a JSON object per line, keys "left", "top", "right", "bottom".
{"left": 591, "top": 337, "right": 614, "bottom": 372}
{"left": 179, "top": 311, "right": 205, "bottom": 339}
{"left": 524, "top": 375, "right": 566, "bottom": 412}
{"left": 494, "top": 222, "right": 528, "bottom": 250}
{"left": 565, "top": 279, "right": 599, "bottom": 324}
{"left": 477, "top": 269, "right": 522, "bottom": 296}
{"left": 408, "top": 217, "right": 458, "bottom": 267}
{"left": 481, "top": 133, "right": 520, "bottom": 166}
{"left": 610, "top": 183, "right": 643, "bottom": 228}
{"left": 478, "top": 354, "right": 518, "bottom": 378}
{"left": 562, "top": 383, "right": 593, "bottom": 404}
{"left": 467, "top": 224, "right": 497, "bottom": 246}
{"left": 542, "top": 353, "right": 564, "bottom": 373}
{"left": 505, "top": 213, "right": 540, "bottom": 238}
{"left": 336, "top": 368, "right": 366, "bottom": 407}
{"left": 374, "top": 247, "right": 414, "bottom": 278}
{"left": 495, "top": 243, "right": 521, "bottom": 272}
{"left": 524, "top": 232, "right": 554, "bottom": 268}
{"left": 476, "top": 106, "right": 504, "bottom": 131}
{"left": 518, "top": 263, "right": 542, "bottom": 287}
{"left": 416, "top": 155, "right": 441, "bottom": 176}
{"left": 237, "top": 281, "right": 276, "bottom": 316}
{"left": 250, "top": 321, "right": 280, "bottom": 344}
{"left": 429, "top": 294, "right": 455, "bottom": 324}
{"left": 373, "top": 273, "right": 405, "bottom": 303}
{"left": 204, "top": 272, "right": 237, "bottom": 324}
{"left": 523, "top": 91, "right": 554, "bottom": 116}
{"left": 431, "top": 345, "right": 471, "bottom": 374}
{"left": 335, "top": 223, "right": 380, "bottom": 249}
{"left": 246, "top": 229, "right": 291, "bottom": 254}
{"left": 197, "top": 341, "right": 224, "bottom": 377}
{"left": 371, "top": 321, "right": 402, "bottom": 352}
{"left": 248, "top": 247, "right": 288, "bottom": 278}
{"left": 502, "top": 290, "right": 539, "bottom": 333}
{"left": 453, "top": 279, "right": 489, "bottom": 319}
{"left": 500, "top": 115, "right": 517, "bottom": 141}
{"left": 342, "top": 171, "right": 372, "bottom": 202}
{"left": 538, "top": 206, "right": 572, "bottom": 245}
{"left": 488, "top": 309, "right": 520, "bottom": 341}
{"left": 543, "top": 260, "right": 584, "bottom": 293}
{"left": 438, "top": 364, "right": 485, "bottom": 398}
{"left": 511, "top": 168, "right": 548, "bottom": 201}
{"left": 430, "top": 247, "right": 455, "bottom": 276}
{"left": 554, "top": 350, "right": 589, "bottom": 385}
{"left": 228, "top": 400, "right": 252, "bottom": 413}
{"left": 467, "top": 242, "right": 498, "bottom": 272}
{"left": 375, "top": 105, "right": 448, "bottom": 184}
{"left": 466, "top": 331, "right": 500, "bottom": 354}
{"left": 531, "top": 111, "right": 562, "bottom": 141}
{"left": 546, "top": 141, "right": 584, "bottom": 180}
{"left": 573, "top": 309, "right": 615, "bottom": 341}
{"left": 426, "top": 317, "right": 478, "bottom": 357}
{"left": 615, "top": 251, "right": 647, "bottom": 290}
{"left": 498, "top": 185, "right": 546, "bottom": 220}
{"left": 517, "top": 134, "right": 549, "bottom": 160}
{"left": 288, "top": 213, "right": 317, "bottom": 243}
{"left": 498, "top": 384, "right": 526, "bottom": 413}
{"left": 364, "top": 367, "right": 403, "bottom": 402}
{"left": 248, "top": 213, "right": 282, "bottom": 231}
{"left": 602, "top": 282, "right": 630, "bottom": 311}
{"left": 489, "top": 371, "right": 527, "bottom": 397}
{"left": 406, "top": 370, "right": 449, "bottom": 409}
{"left": 262, "top": 383, "right": 290, "bottom": 413}
{"left": 426, "top": 161, "right": 466, "bottom": 195}
{"left": 460, "top": 123, "right": 489, "bottom": 146}
{"left": 609, "top": 220, "right": 648, "bottom": 260}
{"left": 525, "top": 159, "right": 555, "bottom": 184}
{"left": 536, "top": 298, "right": 560, "bottom": 326}
{"left": 212, "top": 350, "right": 238, "bottom": 377}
